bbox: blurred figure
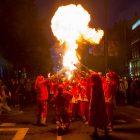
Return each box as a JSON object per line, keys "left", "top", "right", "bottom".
{"left": 70, "top": 79, "right": 79, "bottom": 121}
{"left": 10, "top": 80, "right": 16, "bottom": 107}
{"left": 130, "top": 77, "right": 137, "bottom": 103}
{"left": 15, "top": 80, "right": 20, "bottom": 106}
{"left": 79, "top": 77, "right": 89, "bottom": 122}
{"left": 19, "top": 75, "right": 25, "bottom": 104}
{"left": 31, "top": 78, "right": 36, "bottom": 102}
{"left": 25, "top": 78, "right": 32, "bottom": 105}
{"left": 119, "top": 78, "right": 126, "bottom": 105}
{"left": 126, "top": 78, "right": 132, "bottom": 105}
{"left": 50, "top": 85, "right": 73, "bottom": 136}
{"left": 136, "top": 77, "right": 140, "bottom": 103}
{"left": 0, "top": 90, "right": 11, "bottom": 115}
{"left": 88, "top": 73, "right": 108, "bottom": 138}
{"left": 101, "top": 72, "right": 119, "bottom": 132}
{"left": 35, "top": 76, "right": 50, "bottom": 126}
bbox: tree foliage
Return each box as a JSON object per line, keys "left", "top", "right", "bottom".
{"left": 0, "top": 0, "right": 53, "bottom": 77}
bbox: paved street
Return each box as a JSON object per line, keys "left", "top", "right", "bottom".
{"left": 0, "top": 103, "right": 140, "bottom": 140}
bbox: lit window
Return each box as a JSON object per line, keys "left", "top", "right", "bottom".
{"left": 135, "top": 62, "right": 137, "bottom": 67}
{"left": 133, "top": 63, "right": 134, "bottom": 67}
{"left": 137, "top": 61, "right": 139, "bottom": 66}
{"left": 135, "top": 68, "right": 137, "bottom": 76}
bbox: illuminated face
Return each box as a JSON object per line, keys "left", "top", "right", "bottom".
{"left": 77, "top": 74, "right": 81, "bottom": 79}
{"left": 106, "top": 76, "right": 110, "bottom": 82}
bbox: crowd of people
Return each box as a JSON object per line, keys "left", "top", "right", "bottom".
{"left": 1, "top": 71, "right": 140, "bottom": 138}
{"left": 0, "top": 76, "right": 36, "bottom": 114}
{"left": 34, "top": 70, "right": 119, "bottom": 137}
{"left": 116, "top": 77, "right": 140, "bottom": 106}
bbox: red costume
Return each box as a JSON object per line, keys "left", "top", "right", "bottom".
{"left": 79, "top": 78, "right": 89, "bottom": 121}
{"left": 35, "top": 76, "right": 50, "bottom": 125}
{"left": 50, "top": 85, "right": 73, "bottom": 135}
{"left": 54, "top": 79, "right": 66, "bottom": 123}
{"left": 88, "top": 73, "right": 107, "bottom": 128}
{"left": 101, "top": 72, "right": 119, "bottom": 130}
{"left": 70, "top": 79, "right": 79, "bottom": 120}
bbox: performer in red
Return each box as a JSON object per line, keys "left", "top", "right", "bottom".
{"left": 35, "top": 76, "right": 50, "bottom": 126}
{"left": 48, "top": 75, "right": 55, "bottom": 99}
{"left": 102, "top": 72, "right": 119, "bottom": 131}
{"left": 54, "top": 75, "right": 66, "bottom": 125}
{"left": 70, "top": 78, "right": 79, "bottom": 121}
{"left": 50, "top": 85, "right": 73, "bottom": 136}
{"left": 79, "top": 77, "right": 89, "bottom": 122}
{"left": 88, "top": 73, "right": 108, "bottom": 138}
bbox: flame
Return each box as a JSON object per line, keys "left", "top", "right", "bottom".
{"left": 66, "top": 71, "right": 72, "bottom": 80}
{"left": 51, "top": 4, "right": 104, "bottom": 70}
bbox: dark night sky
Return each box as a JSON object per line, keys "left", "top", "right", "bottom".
{"left": 35, "top": 0, "right": 140, "bottom": 46}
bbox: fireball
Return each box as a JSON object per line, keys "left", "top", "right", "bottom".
{"left": 51, "top": 4, "right": 104, "bottom": 70}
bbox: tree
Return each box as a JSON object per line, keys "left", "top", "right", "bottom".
{"left": 0, "top": 0, "right": 53, "bottom": 77}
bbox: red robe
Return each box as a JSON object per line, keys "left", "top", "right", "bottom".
{"left": 71, "top": 81, "right": 78, "bottom": 99}
{"left": 80, "top": 79, "right": 87, "bottom": 100}
{"left": 88, "top": 73, "right": 107, "bottom": 127}
{"left": 50, "top": 91, "right": 73, "bottom": 115}
{"left": 100, "top": 72, "right": 119, "bottom": 104}
{"left": 36, "top": 80, "right": 50, "bottom": 100}
{"left": 35, "top": 78, "right": 50, "bottom": 124}
{"left": 86, "top": 75, "right": 91, "bottom": 100}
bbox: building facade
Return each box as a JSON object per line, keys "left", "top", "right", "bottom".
{"left": 129, "top": 13, "right": 140, "bottom": 78}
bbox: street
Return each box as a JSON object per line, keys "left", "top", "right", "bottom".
{"left": 0, "top": 103, "right": 140, "bottom": 140}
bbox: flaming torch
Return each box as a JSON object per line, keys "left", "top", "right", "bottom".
{"left": 51, "top": 4, "right": 104, "bottom": 71}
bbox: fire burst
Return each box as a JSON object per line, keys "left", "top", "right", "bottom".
{"left": 51, "top": 4, "right": 104, "bottom": 70}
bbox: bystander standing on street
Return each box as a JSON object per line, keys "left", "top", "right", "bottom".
{"left": 136, "top": 77, "right": 140, "bottom": 103}
{"left": 130, "top": 77, "right": 137, "bottom": 103}
{"left": 25, "top": 78, "right": 32, "bottom": 105}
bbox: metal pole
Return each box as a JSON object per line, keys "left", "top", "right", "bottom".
{"left": 104, "top": 0, "right": 108, "bottom": 74}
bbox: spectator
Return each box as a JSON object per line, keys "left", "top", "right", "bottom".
{"left": 31, "top": 78, "right": 36, "bottom": 102}
{"left": 130, "top": 77, "right": 137, "bottom": 103}
{"left": 119, "top": 79, "right": 126, "bottom": 105}
{"left": 19, "top": 75, "right": 25, "bottom": 104}
{"left": 25, "top": 78, "right": 32, "bottom": 105}
{"left": 8, "top": 78, "right": 14, "bottom": 93}
{"left": 15, "top": 80, "right": 20, "bottom": 106}
{"left": 126, "top": 78, "right": 132, "bottom": 105}
{"left": 0, "top": 90, "right": 11, "bottom": 115}
{"left": 136, "top": 77, "right": 140, "bottom": 103}
{"left": 10, "top": 80, "right": 17, "bottom": 107}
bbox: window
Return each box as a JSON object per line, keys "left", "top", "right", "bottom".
{"left": 137, "top": 61, "right": 139, "bottom": 67}
{"left": 135, "top": 68, "right": 137, "bottom": 76}
{"left": 135, "top": 62, "right": 137, "bottom": 67}
{"left": 133, "top": 62, "right": 134, "bottom": 67}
